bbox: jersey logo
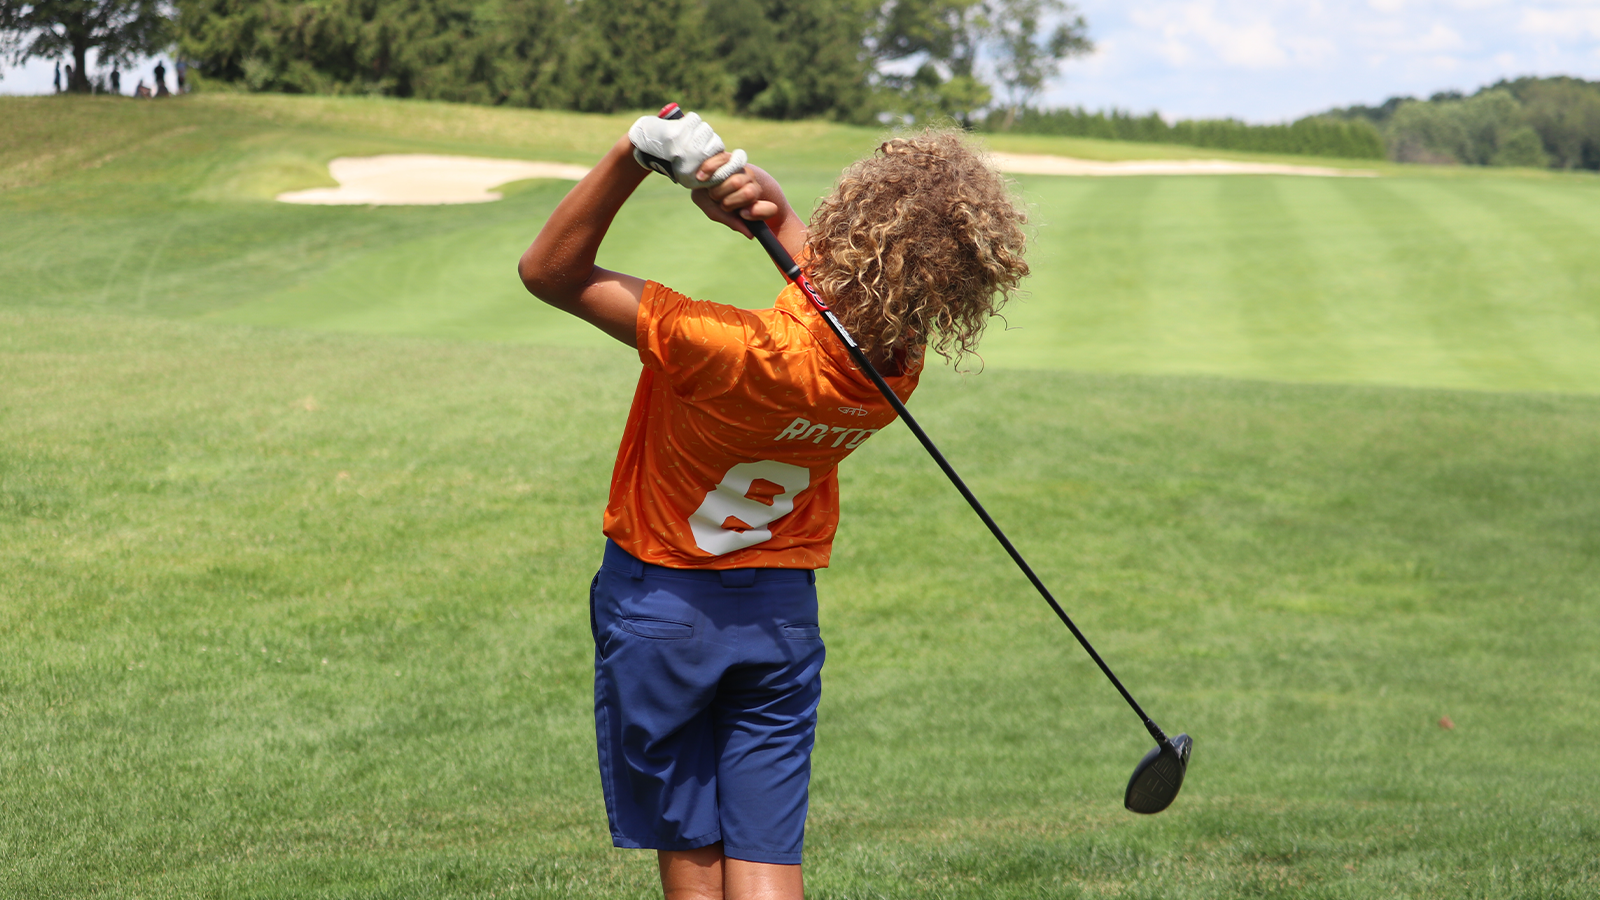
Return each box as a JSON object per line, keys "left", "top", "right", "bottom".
{"left": 838, "top": 406, "right": 869, "bottom": 417}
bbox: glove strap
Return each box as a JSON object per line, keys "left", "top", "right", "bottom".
{"left": 633, "top": 147, "right": 675, "bottom": 180}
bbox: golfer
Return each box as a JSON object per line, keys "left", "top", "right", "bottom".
{"left": 518, "top": 111, "right": 1029, "bottom": 900}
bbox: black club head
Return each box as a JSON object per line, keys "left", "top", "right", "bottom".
{"left": 1124, "top": 733, "right": 1192, "bottom": 814}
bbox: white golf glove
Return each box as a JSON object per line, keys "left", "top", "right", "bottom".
{"left": 629, "top": 111, "right": 747, "bottom": 189}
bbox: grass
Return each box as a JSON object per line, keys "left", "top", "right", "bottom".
{"left": 988, "top": 172, "right": 1600, "bottom": 392}
{"left": 3, "top": 93, "right": 1600, "bottom": 897}
{"left": 4, "top": 93, "right": 1598, "bottom": 393}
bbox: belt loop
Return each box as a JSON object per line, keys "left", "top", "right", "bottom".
{"left": 720, "top": 568, "right": 757, "bottom": 588}
{"left": 629, "top": 555, "right": 645, "bottom": 581}
{"left": 806, "top": 570, "right": 816, "bottom": 585}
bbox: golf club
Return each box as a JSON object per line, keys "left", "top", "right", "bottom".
{"left": 658, "top": 104, "right": 1191, "bottom": 814}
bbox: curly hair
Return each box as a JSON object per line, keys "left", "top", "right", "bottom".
{"left": 805, "top": 127, "right": 1030, "bottom": 368}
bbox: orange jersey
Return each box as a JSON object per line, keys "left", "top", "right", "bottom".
{"left": 603, "top": 280, "right": 920, "bottom": 569}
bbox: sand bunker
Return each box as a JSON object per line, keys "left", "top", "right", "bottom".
{"left": 990, "top": 152, "right": 1377, "bottom": 178}
{"left": 275, "top": 154, "right": 592, "bottom": 206}
{"left": 276, "top": 150, "right": 1375, "bottom": 207}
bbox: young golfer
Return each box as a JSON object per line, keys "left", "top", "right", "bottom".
{"left": 518, "top": 111, "right": 1029, "bottom": 900}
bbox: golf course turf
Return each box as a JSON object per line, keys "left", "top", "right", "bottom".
{"left": 2, "top": 94, "right": 1598, "bottom": 898}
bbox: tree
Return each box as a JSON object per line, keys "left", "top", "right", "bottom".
{"left": 1490, "top": 126, "right": 1550, "bottom": 169}
{"left": 561, "top": 0, "right": 729, "bottom": 114}
{"left": 494, "top": 0, "right": 579, "bottom": 108}
{"left": 1328, "top": 77, "right": 1600, "bottom": 171}
{"left": 1509, "top": 77, "right": 1600, "bottom": 170}
{"left": 705, "top": 0, "right": 876, "bottom": 123}
{"left": 872, "top": 0, "right": 1091, "bottom": 126}
{"left": 872, "top": 0, "right": 989, "bottom": 123}
{"left": 176, "top": 0, "right": 570, "bottom": 105}
{"left": 2, "top": 0, "right": 172, "bottom": 91}
{"left": 1386, "top": 90, "right": 1544, "bottom": 167}
{"left": 990, "top": 0, "right": 1090, "bottom": 129}
{"left": 1387, "top": 99, "right": 1471, "bottom": 164}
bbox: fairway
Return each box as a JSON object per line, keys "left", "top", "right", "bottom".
{"left": 5, "top": 94, "right": 1599, "bottom": 393}
{"left": 3, "top": 95, "right": 1599, "bottom": 898}
{"left": 990, "top": 172, "right": 1600, "bottom": 392}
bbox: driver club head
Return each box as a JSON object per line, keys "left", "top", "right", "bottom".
{"left": 1124, "top": 733, "right": 1192, "bottom": 814}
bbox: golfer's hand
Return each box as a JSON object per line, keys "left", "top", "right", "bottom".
{"left": 693, "top": 154, "right": 780, "bottom": 238}
{"left": 628, "top": 112, "right": 746, "bottom": 189}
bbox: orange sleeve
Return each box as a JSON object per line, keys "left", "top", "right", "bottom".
{"left": 636, "top": 281, "right": 750, "bottom": 403}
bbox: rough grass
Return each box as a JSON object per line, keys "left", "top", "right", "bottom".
{"left": 4, "top": 310, "right": 1597, "bottom": 898}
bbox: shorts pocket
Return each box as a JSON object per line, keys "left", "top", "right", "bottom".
{"left": 620, "top": 616, "right": 694, "bottom": 639}
{"left": 781, "top": 623, "right": 821, "bottom": 641}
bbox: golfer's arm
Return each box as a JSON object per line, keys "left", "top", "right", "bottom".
{"left": 518, "top": 136, "right": 648, "bottom": 347}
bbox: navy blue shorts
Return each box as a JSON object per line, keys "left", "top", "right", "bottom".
{"left": 591, "top": 540, "right": 824, "bottom": 865}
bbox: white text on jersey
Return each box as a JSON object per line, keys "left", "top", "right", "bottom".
{"left": 774, "top": 417, "right": 879, "bottom": 449}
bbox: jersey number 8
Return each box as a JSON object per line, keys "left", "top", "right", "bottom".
{"left": 688, "top": 460, "right": 812, "bottom": 555}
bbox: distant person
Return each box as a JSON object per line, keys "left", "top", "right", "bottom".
{"left": 110, "top": 68, "right": 121, "bottom": 95}
{"left": 154, "top": 61, "right": 169, "bottom": 97}
{"left": 175, "top": 60, "right": 187, "bottom": 94}
{"left": 135, "top": 79, "right": 150, "bottom": 99}
{"left": 64, "top": 63, "right": 73, "bottom": 92}
{"left": 54, "top": 61, "right": 61, "bottom": 93}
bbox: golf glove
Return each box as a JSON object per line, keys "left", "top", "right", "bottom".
{"left": 629, "top": 111, "right": 747, "bottom": 189}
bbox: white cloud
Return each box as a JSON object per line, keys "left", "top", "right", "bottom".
{"left": 1391, "top": 23, "right": 1468, "bottom": 53}
{"left": 1130, "top": 2, "right": 1292, "bottom": 69}
{"left": 1208, "top": 22, "right": 1290, "bottom": 67}
{"left": 1519, "top": 8, "right": 1600, "bottom": 38}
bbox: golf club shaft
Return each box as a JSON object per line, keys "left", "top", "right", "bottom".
{"left": 655, "top": 101, "right": 1175, "bottom": 754}
{"left": 746, "top": 219, "right": 1172, "bottom": 752}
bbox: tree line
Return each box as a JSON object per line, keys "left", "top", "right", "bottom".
{"left": 993, "top": 76, "right": 1600, "bottom": 167}
{"left": 10, "top": 0, "right": 1598, "bottom": 170}
{"left": 989, "top": 108, "right": 1386, "bottom": 160}
{"left": 164, "top": 0, "right": 1090, "bottom": 125}
{"left": 1326, "top": 77, "right": 1600, "bottom": 171}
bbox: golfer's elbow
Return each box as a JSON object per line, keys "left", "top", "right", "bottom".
{"left": 518, "top": 251, "right": 582, "bottom": 308}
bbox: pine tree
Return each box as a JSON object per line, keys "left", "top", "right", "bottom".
{"left": 561, "top": 0, "right": 729, "bottom": 114}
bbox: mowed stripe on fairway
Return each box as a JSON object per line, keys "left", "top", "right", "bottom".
{"left": 984, "top": 172, "right": 1600, "bottom": 392}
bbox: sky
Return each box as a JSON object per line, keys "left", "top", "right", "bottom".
{"left": 1047, "top": 0, "right": 1600, "bottom": 121}
{"left": 4, "top": 1, "right": 1600, "bottom": 122}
